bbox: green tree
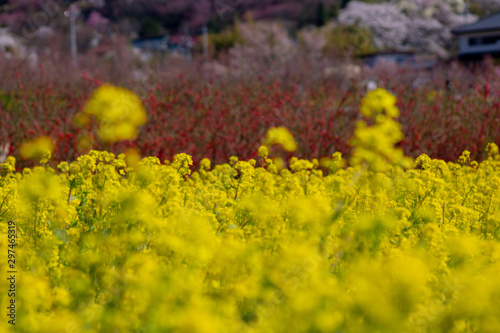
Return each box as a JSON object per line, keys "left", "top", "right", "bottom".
{"left": 341, "top": 0, "right": 352, "bottom": 9}
{"left": 324, "top": 23, "right": 377, "bottom": 57}
{"left": 315, "top": 2, "right": 326, "bottom": 27}
{"left": 139, "top": 17, "right": 163, "bottom": 38}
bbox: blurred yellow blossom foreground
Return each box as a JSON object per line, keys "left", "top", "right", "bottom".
{"left": 1, "top": 89, "right": 500, "bottom": 332}
{"left": 75, "top": 84, "right": 147, "bottom": 143}
{"left": 19, "top": 136, "right": 54, "bottom": 163}
{"left": 264, "top": 127, "right": 298, "bottom": 152}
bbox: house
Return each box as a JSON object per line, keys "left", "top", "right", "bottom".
{"left": 452, "top": 12, "right": 500, "bottom": 61}
{"left": 132, "top": 36, "right": 169, "bottom": 52}
{"left": 131, "top": 35, "right": 193, "bottom": 60}
{"left": 360, "top": 51, "right": 438, "bottom": 71}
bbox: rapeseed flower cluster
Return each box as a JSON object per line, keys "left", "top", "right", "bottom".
{"left": 351, "top": 88, "right": 413, "bottom": 172}
{"left": 264, "top": 127, "right": 298, "bottom": 152}
{"left": 19, "top": 136, "right": 54, "bottom": 163}
{"left": 360, "top": 87, "right": 399, "bottom": 119}
{"left": 1, "top": 89, "right": 500, "bottom": 332}
{"left": 76, "top": 85, "right": 147, "bottom": 143}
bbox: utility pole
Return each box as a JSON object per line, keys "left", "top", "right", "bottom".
{"left": 182, "top": 26, "right": 192, "bottom": 62}
{"left": 202, "top": 25, "right": 208, "bottom": 60}
{"left": 65, "top": 6, "right": 79, "bottom": 67}
{"left": 465, "top": 0, "right": 469, "bottom": 24}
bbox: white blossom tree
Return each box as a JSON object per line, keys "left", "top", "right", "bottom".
{"left": 228, "top": 21, "right": 295, "bottom": 77}
{"left": 338, "top": 1, "right": 479, "bottom": 57}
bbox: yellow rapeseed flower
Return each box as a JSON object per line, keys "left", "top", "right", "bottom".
{"left": 258, "top": 145, "right": 269, "bottom": 157}
{"left": 8, "top": 87, "right": 500, "bottom": 333}
{"left": 264, "top": 127, "right": 297, "bottom": 152}
{"left": 350, "top": 89, "right": 412, "bottom": 172}
{"left": 486, "top": 143, "right": 499, "bottom": 160}
{"left": 360, "top": 88, "right": 399, "bottom": 119}
{"left": 124, "top": 148, "right": 141, "bottom": 168}
{"left": 458, "top": 150, "right": 471, "bottom": 166}
{"left": 19, "top": 136, "right": 54, "bottom": 161}
{"left": 200, "top": 158, "right": 211, "bottom": 171}
{"left": 83, "top": 84, "right": 147, "bottom": 142}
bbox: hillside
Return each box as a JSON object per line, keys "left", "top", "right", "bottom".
{"left": 1, "top": 0, "right": 500, "bottom": 59}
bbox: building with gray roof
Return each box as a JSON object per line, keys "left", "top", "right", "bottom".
{"left": 452, "top": 12, "right": 500, "bottom": 61}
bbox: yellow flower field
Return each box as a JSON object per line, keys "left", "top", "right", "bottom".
{"left": 1, "top": 88, "right": 500, "bottom": 332}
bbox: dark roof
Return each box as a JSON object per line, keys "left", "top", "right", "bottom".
{"left": 452, "top": 12, "right": 500, "bottom": 35}
{"left": 359, "top": 51, "right": 415, "bottom": 57}
{"left": 456, "top": 51, "right": 500, "bottom": 61}
{"left": 132, "top": 37, "right": 168, "bottom": 51}
{"left": 360, "top": 52, "right": 438, "bottom": 70}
